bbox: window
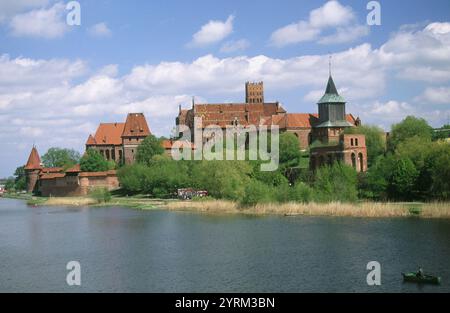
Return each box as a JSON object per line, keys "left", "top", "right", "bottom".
{"left": 355, "top": 138, "right": 359, "bottom": 146}
{"left": 350, "top": 138, "right": 354, "bottom": 146}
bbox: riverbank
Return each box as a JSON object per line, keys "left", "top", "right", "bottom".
{"left": 3, "top": 193, "right": 449, "bottom": 218}
{"left": 163, "top": 200, "right": 450, "bottom": 218}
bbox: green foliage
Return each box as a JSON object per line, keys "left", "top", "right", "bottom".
{"left": 42, "top": 147, "right": 81, "bottom": 168}
{"left": 388, "top": 116, "right": 433, "bottom": 151}
{"left": 241, "top": 180, "right": 274, "bottom": 206}
{"left": 432, "top": 124, "right": 450, "bottom": 141}
{"left": 313, "top": 163, "right": 358, "bottom": 202}
{"left": 12, "top": 166, "right": 27, "bottom": 191}
{"left": 135, "top": 135, "right": 164, "bottom": 166}
{"left": 345, "top": 125, "right": 386, "bottom": 166}
{"left": 117, "top": 164, "right": 148, "bottom": 194}
{"left": 425, "top": 142, "right": 450, "bottom": 200}
{"left": 80, "top": 149, "right": 110, "bottom": 172}
{"left": 279, "top": 132, "right": 301, "bottom": 168}
{"left": 89, "top": 187, "right": 112, "bottom": 203}
{"left": 4, "top": 178, "right": 15, "bottom": 191}
{"left": 389, "top": 158, "right": 419, "bottom": 201}
{"left": 191, "top": 160, "right": 252, "bottom": 201}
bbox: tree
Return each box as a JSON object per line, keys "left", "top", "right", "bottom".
{"left": 135, "top": 135, "right": 164, "bottom": 166}
{"left": 279, "top": 132, "right": 301, "bottom": 168}
{"left": 388, "top": 116, "right": 433, "bottom": 151}
{"left": 42, "top": 147, "right": 81, "bottom": 168}
{"left": 14, "top": 166, "right": 26, "bottom": 191}
{"left": 345, "top": 125, "right": 385, "bottom": 167}
{"left": 388, "top": 158, "right": 419, "bottom": 201}
{"left": 80, "top": 149, "right": 110, "bottom": 172}
{"left": 313, "top": 163, "right": 358, "bottom": 202}
{"left": 432, "top": 124, "right": 450, "bottom": 141}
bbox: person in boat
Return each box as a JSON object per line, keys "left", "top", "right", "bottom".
{"left": 417, "top": 267, "right": 424, "bottom": 278}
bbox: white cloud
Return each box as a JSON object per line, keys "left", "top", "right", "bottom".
{"left": 220, "top": 39, "right": 250, "bottom": 53}
{"left": 415, "top": 86, "right": 450, "bottom": 105}
{"left": 189, "top": 15, "right": 234, "bottom": 47}
{"left": 88, "top": 22, "right": 112, "bottom": 38}
{"left": 9, "top": 2, "right": 68, "bottom": 39}
{"left": 270, "top": 0, "right": 367, "bottom": 47}
{"left": 319, "top": 25, "right": 369, "bottom": 45}
{"left": 0, "top": 0, "right": 48, "bottom": 22}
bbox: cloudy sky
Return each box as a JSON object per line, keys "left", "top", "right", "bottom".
{"left": 1, "top": 0, "right": 450, "bottom": 177}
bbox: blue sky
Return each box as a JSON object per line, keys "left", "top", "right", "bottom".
{"left": 1, "top": 0, "right": 450, "bottom": 177}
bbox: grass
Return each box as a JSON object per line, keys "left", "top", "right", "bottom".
{"left": 163, "top": 200, "right": 450, "bottom": 218}
{"left": 4, "top": 193, "right": 450, "bottom": 218}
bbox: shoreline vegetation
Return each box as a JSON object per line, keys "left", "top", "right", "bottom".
{"left": 3, "top": 193, "right": 450, "bottom": 219}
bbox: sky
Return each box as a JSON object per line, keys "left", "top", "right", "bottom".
{"left": 0, "top": 0, "right": 450, "bottom": 177}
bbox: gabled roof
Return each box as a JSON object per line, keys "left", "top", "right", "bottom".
{"left": 91, "top": 123, "right": 125, "bottom": 146}
{"left": 86, "top": 134, "right": 96, "bottom": 145}
{"left": 318, "top": 75, "right": 346, "bottom": 104}
{"left": 122, "top": 113, "right": 151, "bottom": 137}
{"left": 25, "top": 147, "right": 42, "bottom": 170}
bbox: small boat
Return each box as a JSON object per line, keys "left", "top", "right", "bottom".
{"left": 402, "top": 272, "right": 441, "bottom": 285}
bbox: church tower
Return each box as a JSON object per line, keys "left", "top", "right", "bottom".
{"left": 314, "top": 75, "right": 353, "bottom": 143}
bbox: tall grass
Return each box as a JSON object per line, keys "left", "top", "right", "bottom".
{"left": 164, "top": 200, "right": 450, "bottom": 218}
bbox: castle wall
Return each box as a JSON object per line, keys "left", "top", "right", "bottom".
{"left": 38, "top": 172, "right": 119, "bottom": 197}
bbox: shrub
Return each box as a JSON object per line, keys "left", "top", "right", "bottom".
{"left": 90, "top": 187, "right": 111, "bottom": 203}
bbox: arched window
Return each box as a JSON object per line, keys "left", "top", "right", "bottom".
{"left": 351, "top": 153, "right": 356, "bottom": 169}
{"left": 105, "top": 149, "right": 110, "bottom": 160}
{"left": 359, "top": 153, "right": 364, "bottom": 172}
{"left": 351, "top": 138, "right": 354, "bottom": 146}
{"left": 355, "top": 138, "right": 359, "bottom": 146}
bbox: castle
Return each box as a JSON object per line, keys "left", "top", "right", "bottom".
{"left": 24, "top": 74, "right": 367, "bottom": 196}
{"left": 176, "top": 75, "right": 367, "bottom": 172}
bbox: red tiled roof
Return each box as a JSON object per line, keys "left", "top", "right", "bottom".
{"left": 25, "top": 147, "right": 42, "bottom": 170}
{"left": 40, "top": 173, "right": 66, "bottom": 180}
{"left": 270, "top": 113, "right": 357, "bottom": 128}
{"left": 86, "top": 134, "right": 96, "bottom": 145}
{"left": 162, "top": 139, "right": 195, "bottom": 149}
{"left": 91, "top": 123, "right": 125, "bottom": 146}
{"left": 78, "top": 170, "right": 116, "bottom": 177}
{"left": 122, "top": 113, "right": 151, "bottom": 137}
{"left": 65, "top": 164, "right": 81, "bottom": 173}
{"left": 41, "top": 167, "right": 64, "bottom": 173}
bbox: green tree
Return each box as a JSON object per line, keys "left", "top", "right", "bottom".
{"left": 80, "top": 149, "right": 110, "bottom": 172}
{"left": 135, "top": 135, "right": 164, "bottom": 166}
{"left": 42, "top": 147, "right": 81, "bottom": 168}
{"left": 388, "top": 158, "right": 419, "bottom": 200}
{"left": 191, "top": 160, "right": 252, "bottom": 201}
{"left": 432, "top": 124, "right": 450, "bottom": 141}
{"left": 14, "top": 166, "right": 26, "bottom": 191}
{"left": 313, "top": 163, "right": 358, "bottom": 202}
{"left": 279, "top": 132, "right": 301, "bottom": 168}
{"left": 424, "top": 142, "right": 450, "bottom": 200}
{"left": 388, "top": 116, "right": 433, "bottom": 151}
{"left": 241, "top": 180, "right": 274, "bottom": 206}
{"left": 345, "top": 125, "right": 386, "bottom": 167}
{"left": 4, "top": 177, "right": 15, "bottom": 191}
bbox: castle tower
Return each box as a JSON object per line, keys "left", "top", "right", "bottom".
{"left": 315, "top": 75, "right": 353, "bottom": 143}
{"left": 121, "top": 113, "right": 151, "bottom": 164}
{"left": 245, "top": 82, "right": 264, "bottom": 104}
{"left": 24, "top": 146, "right": 42, "bottom": 194}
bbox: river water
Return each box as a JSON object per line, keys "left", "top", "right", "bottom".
{"left": 0, "top": 198, "right": 449, "bottom": 292}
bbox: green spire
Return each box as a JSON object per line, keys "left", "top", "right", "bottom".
{"left": 318, "top": 75, "right": 345, "bottom": 104}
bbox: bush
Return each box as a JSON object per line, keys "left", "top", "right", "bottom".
{"left": 90, "top": 187, "right": 111, "bottom": 203}
{"left": 313, "top": 163, "right": 358, "bottom": 202}
{"left": 241, "top": 180, "right": 274, "bottom": 206}
{"left": 80, "top": 149, "right": 110, "bottom": 172}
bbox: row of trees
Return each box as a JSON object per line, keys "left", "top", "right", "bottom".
{"left": 118, "top": 116, "right": 449, "bottom": 203}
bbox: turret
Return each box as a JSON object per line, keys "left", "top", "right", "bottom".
{"left": 24, "top": 146, "right": 42, "bottom": 193}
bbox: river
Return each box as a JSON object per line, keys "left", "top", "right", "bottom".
{"left": 0, "top": 198, "right": 449, "bottom": 292}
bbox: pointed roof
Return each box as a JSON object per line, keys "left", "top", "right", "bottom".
{"left": 86, "top": 134, "right": 96, "bottom": 145}
{"left": 25, "top": 147, "right": 42, "bottom": 170}
{"left": 121, "top": 113, "right": 151, "bottom": 137}
{"left": 318, "top": 75, "right": 346, "bottom": 104}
